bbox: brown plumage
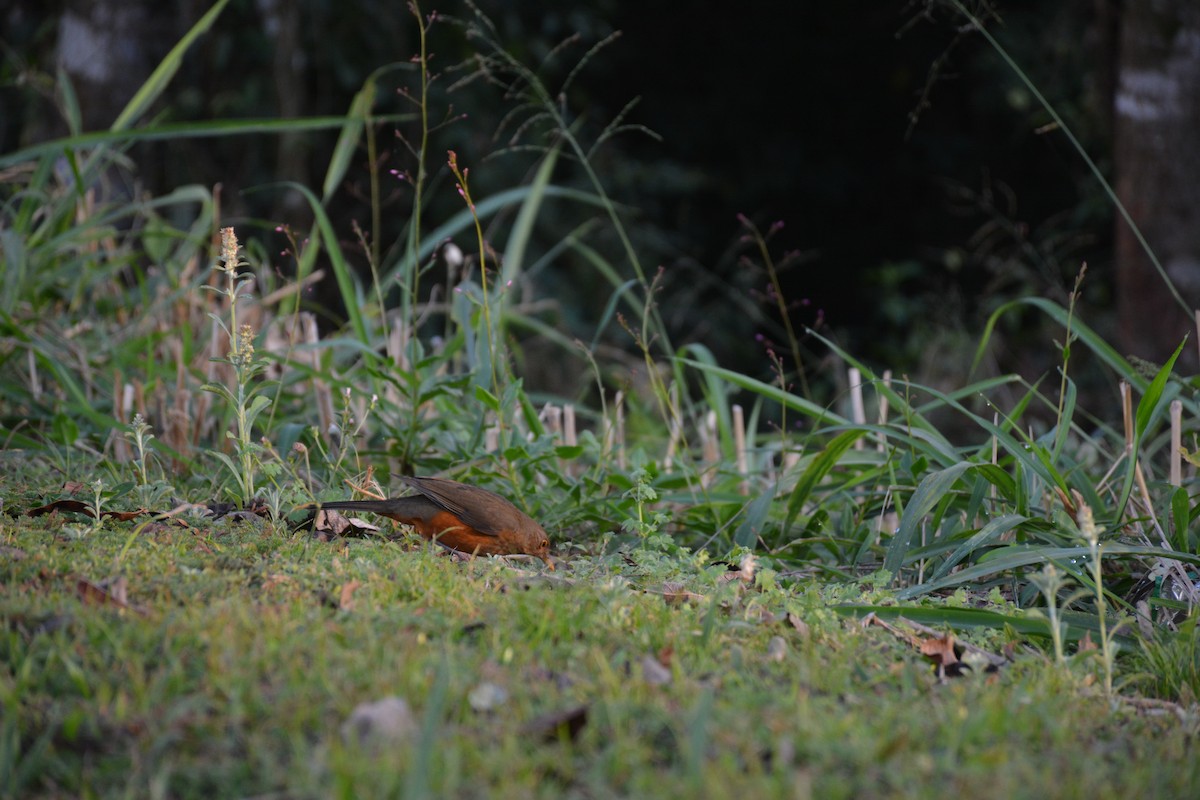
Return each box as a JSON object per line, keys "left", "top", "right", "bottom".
{"left": 314, "top": 475, "right": 553, "bottom": 569}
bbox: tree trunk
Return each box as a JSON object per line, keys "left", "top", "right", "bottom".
{"left": 1114, "top": 2, "right": 1200, "bottom": 368}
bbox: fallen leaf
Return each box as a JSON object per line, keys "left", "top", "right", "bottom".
{"left": 919, "top": 633, "right": 959, "bottom": 667}
{"left": 27, "top": 500, "right": 145, "bottom": 521}
{"left": 314, "top": 509, "right": 381, "bottom": 538}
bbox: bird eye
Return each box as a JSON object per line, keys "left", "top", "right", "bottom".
{"left": 541, "top": 540, "right": 549, "bottom": 549}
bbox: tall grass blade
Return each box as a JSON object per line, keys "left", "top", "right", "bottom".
{"left": 884, "top": 461, "right": 973, "bottom": 581}
{"left": 111, "top": 0, "right": 235, "bottom": 132}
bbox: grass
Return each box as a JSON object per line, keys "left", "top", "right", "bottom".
{"left": 3, "top": 2, "right": 1200, "bottom": 797}
{"left": 4, "top": 520, "right": 1198, "bottom": 798}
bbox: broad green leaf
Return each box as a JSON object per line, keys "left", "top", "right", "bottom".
{"left": 784, "top": 429, "right": 865, "bottom": 531}
{"left": 734, "top": 484, "right": 777, "bottom": 549}
{"left": 897, "top": 543, "right": 1200, "bottom": 600}
{"left": 931, "top": 513, "right": 1028, "bottom": 580}
{"left": 833, "top": 604, "right": 1130, "bottom": 643}
{"left": 884, "top": 461, "right": 973, "bottom": 581}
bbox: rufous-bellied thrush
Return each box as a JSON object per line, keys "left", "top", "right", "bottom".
{"left": 314, "top": 475, "right": 553, "bottom": 569}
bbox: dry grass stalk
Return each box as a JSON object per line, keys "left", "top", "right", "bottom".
{"left": 733, "top": 403, "right": 748, "bottom": 495}
{"left": 877, "top": 369, "right": 892, "bottom": 453}
{"left": 848, "top": 367, "right": 865, "bottom": 450}
{"left": 1170, "top": 399, "right": 1182, "bottom": 487}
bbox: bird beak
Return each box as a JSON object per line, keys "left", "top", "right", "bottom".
{"left": 544, "top": 556, "right": 556, "bottom": 571}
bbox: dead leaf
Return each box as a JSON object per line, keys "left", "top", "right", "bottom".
{"left": 1077, "top": 631, "right": 1097, "bottom": 652}
{"left": 919, "top": 633, "right": 959, "bottom": 667}
{"left": 27, "top": 500, "right": 145, "bottom": 521}
{"left": 314, "top": 508, "right": 381, "bottom": 538}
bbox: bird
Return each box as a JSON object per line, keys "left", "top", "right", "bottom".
{"left": 312, "top": 475, "right": 553, "bottom": 569}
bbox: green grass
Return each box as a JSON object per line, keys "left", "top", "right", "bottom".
{"left": 3, "top": 518, "right": 1198, "bottom": 799}
{"left": 3, "top": 2, "right": 1200, "bottom": 796}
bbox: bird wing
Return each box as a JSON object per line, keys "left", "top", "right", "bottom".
{"left": 399, "top": 476, "right": 507, "bottom": 537}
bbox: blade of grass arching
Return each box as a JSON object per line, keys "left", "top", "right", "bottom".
{"left": 589, "top": 279, "right": 641, "bottom": 353}
{"left": 897, "top": 542, "right": 1200, "bottom": 600}
{"left": 1115, "top": 337, "right": 1187, "bottom": 520}
{"left": 111, "top": 0, "right": 234, "bottom": 132}
{"left": 505, "top": 312, "right": 582, "bottom": 356}
{"left": 832, "top": 604, "right": 1126, "bottom": 643}
{"left": 386, "top": 185, "right": 616, "bottom": 284}
{"left": 805, "top": 328, "right": 1033, "bottom": 451}
{"left": 500, "top": 142, "right": 561, "bottom": 290}
{"left": 33, "top": 350, "right": 119, "bottom": 434}
{"left": 931, "top": 513, "right": 1029, "bottom": 580}
{"left": 0, "top": 231, "right": 27, "bottom": 315}
{"left": 323, "top": 78, "right": 377, "bottom": 204}
{"left": 810, "top": 327, "right": 1030, "bottom": 424}
{"left": 733, "top": 480, "right": 777, "bottom": 549}
{"left": 972, "top": 297, "right": 1146, "bottom": 391}
{"left": 887, "top": 376, "right": 1074, "bottom": 503}
{"left": 56, "top": 66, "right": 83, "bottom": 136}
{"left": 1135, "top": 338, "right": 1185, "bottom": 438}
{"left": 0, "top": 117, "right": 405, "bottom": 170}
{"left": 784, "top": 429, "right": 866, "bottom": 531}
{"left": 680, "top": 344, "right": 733, "bottom": 456}
{"left": 8, "top": 157, "right": 55, "bottom": 234}
{"left": 523, "top": 218, "right": 602, "bottom": 279}
{"left": 1051, "top": 374, "right": 1077, "bottom": 462}
{"left": 1027, "top": 441, "right": 1071, "bottom": 499}
{"left": 883, "top": 461, "right": 974, "bottom": 582}
{"left": 679, "top": 357, "right": 850, "bottom": 427}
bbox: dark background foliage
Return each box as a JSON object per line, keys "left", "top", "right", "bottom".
{"left": 1, "top": 0, "right": 1125, "bottom": 394}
